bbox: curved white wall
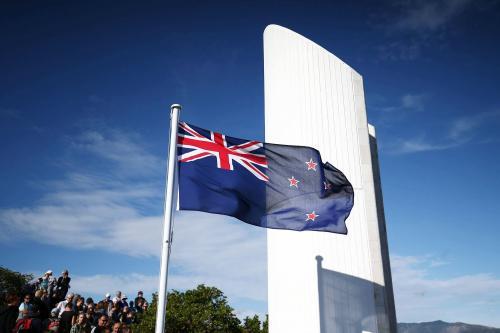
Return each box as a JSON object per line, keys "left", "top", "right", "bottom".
{"left": 264, "top": 25, "right": 395, "bottom": 333}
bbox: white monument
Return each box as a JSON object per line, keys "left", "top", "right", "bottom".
{"left": 264, "top": 25, "right": 397, "bottom": 333}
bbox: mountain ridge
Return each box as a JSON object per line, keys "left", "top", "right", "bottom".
{"left": 398, "top": 320, "right": 500, "bottom": 333}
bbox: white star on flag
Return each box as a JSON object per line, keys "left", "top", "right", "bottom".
{"left": 306, "top": 158, "right": 317, "bottom": 171}
{"left": 288, "top": 176, "right": 299, "bottom": 188}
{"left": 306, "top": 211, "right": 319, "bottom": 221}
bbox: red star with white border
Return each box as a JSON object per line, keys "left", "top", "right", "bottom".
{"left": 305, "top": 211, "right": 319, "bottom": 221}
{"left": 288, "top": 176, "right": 299, "bottom": 188}
{"left": 305, "top": 158, "right": 317, "bottom": 171}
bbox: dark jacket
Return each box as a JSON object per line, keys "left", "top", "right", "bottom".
{"left": 0, "top": 305, "right": 18, "bottom": 333}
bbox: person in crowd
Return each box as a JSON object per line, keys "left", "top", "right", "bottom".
{"left": 121, "top": 325, "right": 132, "bottom": 333}
{"left": 0, "top": 293, "right": 20, "bottom": 333}
{"left": 91, "top": 314, "right": 110, "bottom": 333}
{"left": 32, "top": 289, "right": 49, "bottom": 322}
{"left": 134, "top": 291, "right": 145, "bottom": 309}
{"left": 75, "top": 297, "right": 85, "bottom": 313}
{"left": 86, "top": 297, "right": 95, "bottom": 308}
{"left": 125, "top": 311, "right": 135, "bottom": 326}
{"left": 112, "top": 322, "right": 122, "bottom": 333}
{"left": 133, "top": 299, "right": 143, "bottom": 314}
{"left": 109, "top": 303, "right": 120, "bottom": 324}
{"left": 56, "top": 270, "right": 71, "bottom": 301}
{"left": 41, "top": 289, "right": 51, "bottom": 309}
{"left": 18, "top": 293, "right": 34, "bottom": 319}
{"left": 47, "top": 271, "right": 57, "bottom": 304}
{"left": 112, "top": 292, "right": 121, "bottom": 305}
{"left": 120, "top": 295, "right": 128, "bottom": 308}
{"left": 118, "top": 306, "right": 131, "bottom": 325}
{"left": 70, "top": 312, "right": 92, "bottom": 333}
{"left": 53, "top": 293, "right": 74, "bottom": 318}
{"left": 102, "top": 293, "right": 111, "bottom": 304}
{"left": 39, "top": 270, "right": 52, "bottom": 291}
{"left": 95, "top": 301, "right": 106, "bottom": 316}
{"left": 59, "top": 303, "right": 76, "bottom": 333}
{"left": 85, "top": 304, "right": 98, "bottom": 326}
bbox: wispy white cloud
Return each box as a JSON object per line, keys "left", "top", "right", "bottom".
{"left": 392, "top": 254, "right": 500, "bottom": 327}
{"left": 394, "top": 0, "right": 472, "bottom": 32}
{"left": 448, "top": 110, "right": 500, "bottom": 141}
{"left": 71, "top": 129, "right": 162, "bottom": 177}
{"left": 389, "top": 135, "right": 461, "bottom": 154}
{"left": 377, "top": 0, "right": 474, "bottom": 61}
{"left": 170, "top": 211, "right": 267, "bottom": 303}
{"left": 70, "top": 273, "right": 159, "bottom": 301}
{"left": 375, "top": 93, "right": 428, "bottom": 113}
{"left": 387, "top": 110, "right": 500, "bottom": 154}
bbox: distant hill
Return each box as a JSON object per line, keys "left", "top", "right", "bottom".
{"left": 398, "top": 320, "right": 500, "bottom": 333}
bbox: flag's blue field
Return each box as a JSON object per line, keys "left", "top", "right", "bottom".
{"left": 178, "top": 122, "right": 354, "bottom": 233}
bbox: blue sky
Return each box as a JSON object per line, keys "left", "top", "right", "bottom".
{"left": 1, "top": 0, "right": 500, "bottom": 327}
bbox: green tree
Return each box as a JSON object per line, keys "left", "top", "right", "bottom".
{"left": 262, "top": 314, "right": 268, "bottom": 333}
{"left": 0, "top": 266, "right": 33, "bottom": 307}
{"left": 242, "top": 315, "right": 261, "bottom": 333}
{"left": 133, "top": 285, "right": 242, "bottom": 333}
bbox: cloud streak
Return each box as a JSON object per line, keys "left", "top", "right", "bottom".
{"left": 376, "top": 0, "right": 474, "bottom": 61}
{"left": 393, "top": 0, "right": 472, "bottom": 32}
{"left": 387, "top": 110, "right": 500, "bottom": 154}
{"left": 392, "top": 254, "right": 500, "bottom": 327}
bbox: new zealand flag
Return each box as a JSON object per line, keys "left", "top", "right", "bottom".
{"left": 177, "top": 122, "right": 354, "bottom": 234}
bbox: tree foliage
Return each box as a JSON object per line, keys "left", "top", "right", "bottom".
{"left": 0, "top": 266, "right": 33, "bottom": 307}
{"left": 133, "top": 284, "right": 267, "bottom": 333}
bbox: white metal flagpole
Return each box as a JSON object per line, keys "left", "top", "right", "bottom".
{"left": 155, "top": 103, "right": 181, "bottom": 333}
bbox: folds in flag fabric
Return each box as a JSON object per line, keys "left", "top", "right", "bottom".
{"left": 177, "top": 122, "right": 354, "bottom": 234}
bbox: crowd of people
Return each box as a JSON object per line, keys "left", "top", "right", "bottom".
{"left": 0, "top": 270, "right": 149, "bottom": 333}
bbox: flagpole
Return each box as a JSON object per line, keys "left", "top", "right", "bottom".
{"left": 155, "top": 103, "right": 181, "bottom": 333}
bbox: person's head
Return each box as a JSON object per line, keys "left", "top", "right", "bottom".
{"left": 5, "top": 292, "right": 19, "bottom": 306}
{"left": 35, "top": 290, "right": 43, "bottom": 298}
{"left": 77, "top": 313, "right": 86, "bottom": 325}
{"left": 23, "top": 294, "right": 31, "bottom": 303}
{"left": 65, "top": 303, "right": 72, "bottom": 311}
{"left": 121, "top": 324, "right": 131, "bottom": 333}
{"left": 112, "top": 322, "right": 122, "bottom": 333}
{"left": 122, "top": 306, "right": 129, "bottom": 313}
{"left": 98, "top": 314, "right": 109, "bottom": 328}
{"left": 86, "top": 297, "right": 94, "bottom": 305}
{"left": 66, "top": 293, "right": 74, "bottom": 302}
{"left": 87, "top": 305, "right": 95, "bottom": 313}
{"left": 137, "top": 291, "right": 143, "bottom": 297}
{"left": 105, "top": 293, "right": 111, "bottom": 300}
{"left": 62, "top": 269, "right": 69, "bottom": 277}
{"left": 76, "top": 297, "right": 84, "bottom": 306}
{"left": 46, "top": 270, "right": 53, "bottom": 276}
{"left": 115, "top": 291, "right": 122, "bottom": 298}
